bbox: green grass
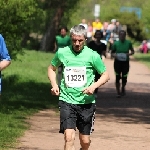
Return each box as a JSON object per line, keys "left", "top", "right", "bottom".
{"left": 127, "top": 36, "right": 141, "bottom": 47}
{"left": 0, "top": 50, "right": 58, "bottom": 149}
{"left": 134, "top": 52, "right": 150, "bottom": 69}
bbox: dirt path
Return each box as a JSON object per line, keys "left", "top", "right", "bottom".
{"left": 17, "top": 58, "right": 150, "bottom": 150}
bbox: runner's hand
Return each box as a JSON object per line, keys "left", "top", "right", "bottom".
{"left": 51, "top": 85, "right": 59, "bottom": 96}
{"left": 82, "top": 85, "right": 96, "bottom": 95}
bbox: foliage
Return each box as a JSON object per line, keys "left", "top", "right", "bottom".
{"left": 117, "top": 12, "right": 145, "bottom": 41}
{"left": 68, "top": 0, "right": 150, "bottom": 40}
{"left": 141, "top": 0, "right": 150, "bottom": 38}
{"left": 0, "top": 0, "right": 40, "bottom": 59}
{"left": 1, "top": 0, "right": 150, "bottom": 54}
{"left": 39, "top": 0, "right": 81, "bottom": 51}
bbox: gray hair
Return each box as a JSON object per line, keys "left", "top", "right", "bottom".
{"left": 70, "top": 25, "right": 87, "bottom": 37}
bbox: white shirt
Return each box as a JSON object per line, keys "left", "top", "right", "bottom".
{"left": 79, "top": 23, "right": 88, "bottom": 30}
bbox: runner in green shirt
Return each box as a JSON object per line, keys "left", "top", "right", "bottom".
{"left": 48, "top": 25, "right": 110, "bottom": 150}
{"left": 112, "top": 30, "right": 134, "bottom": 97}
{"left": 54, "top": 26, "right": 71, "bottom": 86}
{"left": 54, "top": 26, "right": 71, "bottom": 51}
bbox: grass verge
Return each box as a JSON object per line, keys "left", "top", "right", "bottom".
{"left": 0, "top": 50, "right": 58, "bottom": 149}
{"left": 134, "top": 52, "right": 150, "bottom": 69}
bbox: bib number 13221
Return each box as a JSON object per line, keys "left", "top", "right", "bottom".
{"left": 64, "top": 67, "right": 87, "bottom": 88}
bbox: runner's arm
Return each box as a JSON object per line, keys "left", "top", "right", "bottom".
{"left": 128, "top": 42, "right": 134, "bottom": 56}
{"left": 83, "top": 52, "right": 110, "bottom": 95}
{"left": 82, "top": 71, "right": 109, "bottom": 95}
{"left": 48, "top": 51, "right": 61, "bottom": 87}
{"left": 94, "top": 71, "right": 110, "bottom": 88}
{"left": 0, "top": 61, "right": 11, "bottom": 71}
{"left": 48, "top": 65, "right": 58, "bottom": 87}
{"left": 93, "top": 52, "right": 110, "bottom": 87}
{"left": 0, "top": 35, "right": 11, "bottom": 71}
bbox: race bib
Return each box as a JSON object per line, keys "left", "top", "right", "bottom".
{"left": 116, "top": 53, "right": 127, "bottom": 61}
{"left": 64, "top": 67, "right": 87, "bottom": 87}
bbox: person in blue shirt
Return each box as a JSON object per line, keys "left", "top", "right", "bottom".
{"left": 0, "top": 34, "right": 11, "bottom": 94}
{"left": 100, "top": 22, "right": 111, "bottom": 45}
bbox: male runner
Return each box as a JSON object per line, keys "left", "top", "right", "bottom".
{"left": 48, "top": 25, "right": 110, "bottom": 150}
{"left": 112, "top": 30, "right": 134, "bottom": 97}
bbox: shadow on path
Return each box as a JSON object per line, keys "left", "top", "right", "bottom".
{"left": 96, "top": 82, "right": 150, "bottom": 125}
{"left": 0, "top": 75, "right": 58, "bottom": 114}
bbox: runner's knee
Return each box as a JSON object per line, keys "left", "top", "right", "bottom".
{"left": 122, "top": 76, "right": 127, "bottom": 84}
{"left": 79, "top": 135, "right": 90, "bottom": 146}
{"left": 64, "top": 129, "right": 75, "bottom": 143}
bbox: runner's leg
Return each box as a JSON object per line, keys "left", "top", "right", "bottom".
{"left": 64, "top": 129, "right": 76, "bottom": 150}
{"left": 79, "top": 134, "right": 90, "bottom": 150}
{"left": 121, "top": 61, "right": 129, "bottom": 96}
{"left": 114, "top": 60, "right": 121, "bottom": 97}
{"left": 77, "top": 103, "right": 96, "bottom": 150}
{"left": 58, "top": 101, "right": 77, "bottom": 150}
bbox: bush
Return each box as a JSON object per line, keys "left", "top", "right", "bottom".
{"left": 0, "top": 0, "right": 39, "bottom": 59}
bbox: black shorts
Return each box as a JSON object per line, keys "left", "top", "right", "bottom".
{"left": 114, "top": 60, "right": 129, "bottom": 76}
{"left": 58, "top": 100, "right": 96, "bottom": 135}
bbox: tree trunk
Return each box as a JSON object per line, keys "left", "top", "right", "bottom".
{"left": 21, "top": 32, "right": 30, "bottom": 47}
{"left": 41, "top": 7, "right": 64, "bottom": 51}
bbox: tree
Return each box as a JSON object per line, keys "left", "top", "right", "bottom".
{"left": 118, "top": 12, "right": 145, "bottom": 41}
{"left": 0, "top": 0, "right": 40, "bottom": 58}
{"left": 67, "top": 0, "right": 149, "bottom": 40}
{"left": 40, "top": 0, "right": 81, "bottom": 52}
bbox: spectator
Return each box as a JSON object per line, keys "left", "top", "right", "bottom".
{"left": 101, "top": 22, "right": 111, "bottom": 45}
{"left": 140, "top": 40, "right": 148, "bottom": 53}
{"left": 108, "top": 19, "right": 116, "bottom": 32}
{"left": 113, "top": 20, "right": 122, "bottom": 41}
{"left": 79, "top": 19, "right": 88, "bottom": 30}
{"left": 86, "top": 21, "right": 93, "bottom": 44}
{"left": 92, "top": 18, "right": 103, "bottom": 34}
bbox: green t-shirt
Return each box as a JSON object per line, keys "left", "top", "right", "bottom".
{"left": 112, "top": 40, "right": 133, "bottom": 61}
{"left": 55, "top": 35, "right": 71, "bottom": 49}
{"left": 51, "top": 46, "right": 106, "bottom": 104}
